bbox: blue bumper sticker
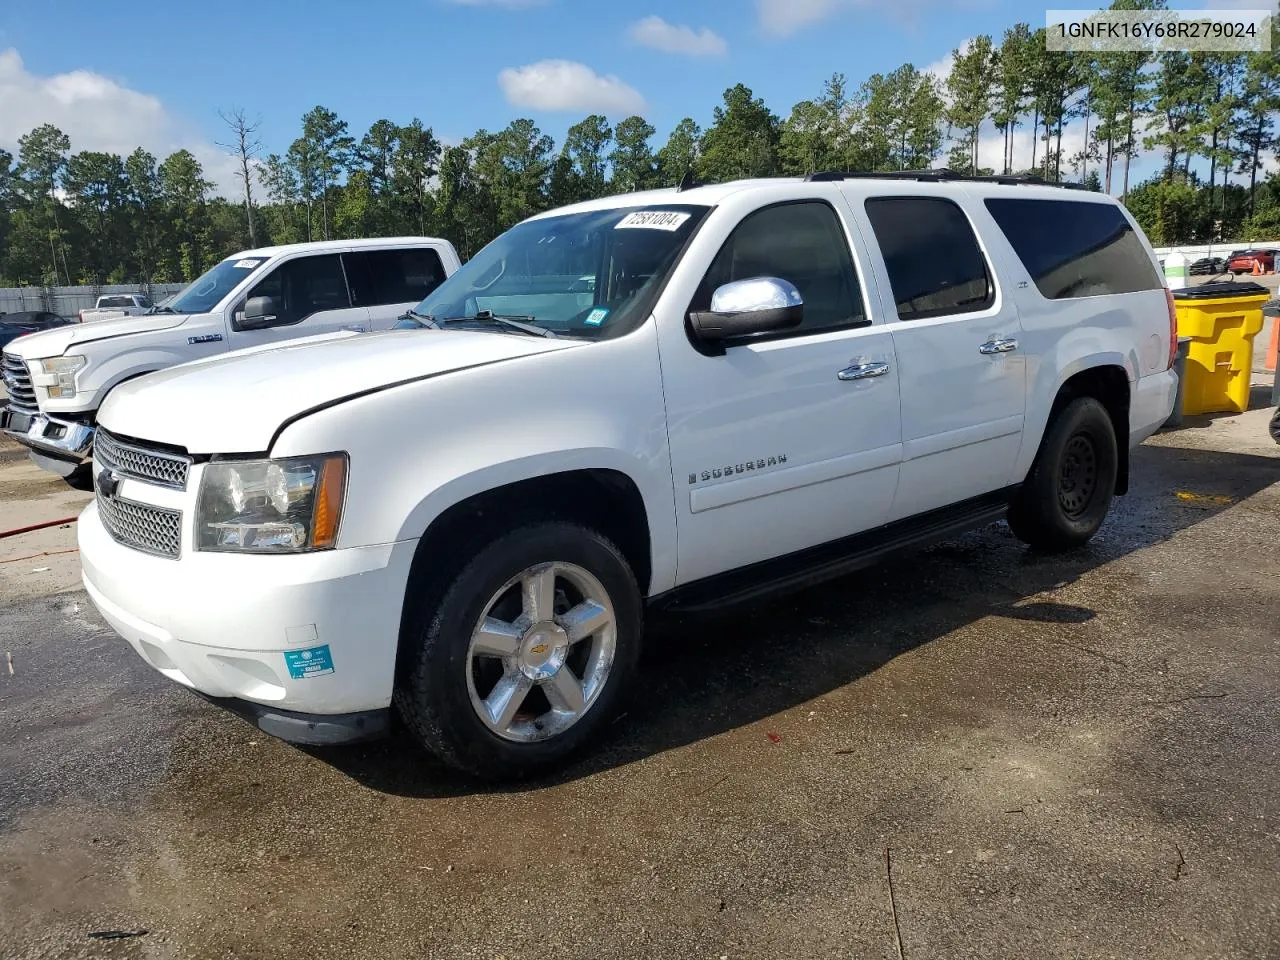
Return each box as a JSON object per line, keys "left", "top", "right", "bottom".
{"left": 284, "top": 644, "right": 335, "bottom": 680}
{"left": 584, "top": 307, "right": 609, "bottom": 327}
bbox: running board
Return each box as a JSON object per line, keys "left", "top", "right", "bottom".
{"left": 650, "top": 487, "right": 1017, "bottom": 616}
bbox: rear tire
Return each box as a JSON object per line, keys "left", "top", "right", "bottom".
{"left": 394, "top": 522, "right": 642, "bottom": 780}
{"left": 1008, "top": 396, "right": 1118, "bottom": 553}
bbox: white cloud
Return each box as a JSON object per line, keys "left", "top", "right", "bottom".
{"left": 628, "top": 16, "right": 728, "bottom": 57}
{"left": 497, "top": 60, "right": 647, "bottom": 115}
{"left": 0, "top": 47, "right": 240, "bottom": 196}
{"left": 757, "top": 0, "right": 840, "bottom": 36}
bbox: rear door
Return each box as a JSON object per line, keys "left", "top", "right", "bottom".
{"left": 229, "top": 253, "right": 371, "bottom": 347}
{"left": 345, "top": 247, "right": 450, "bottom": 329}
{"left": 856, "top": 193, "right": 1026, "bottom": 521}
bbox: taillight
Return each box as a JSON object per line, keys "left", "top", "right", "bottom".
{"left": 1165, "top": 287, "right": 1178, "bottom": 369}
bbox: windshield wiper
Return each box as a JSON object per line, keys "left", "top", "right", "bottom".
{"left": 398, "top": 308, "right": 439, "bottom": 328}
{"left": 438, "top": 311, "right": 556, "bottom": 338}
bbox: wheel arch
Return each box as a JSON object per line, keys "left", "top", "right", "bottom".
{"left": 395, "top": 466, "right": 654, "bottom": 678}
{"left": 1044, "top": 363, "right": 1132, "bottom": 494}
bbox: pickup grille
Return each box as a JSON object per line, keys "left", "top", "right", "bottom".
{"left": 97, "top": 488, "right": 182, "bottom": 559}
{"left": 1, "top": 352, "right": 38, "bottom": 415}
{"left": 95, "top": 429, "right": 191, "bottom": 490}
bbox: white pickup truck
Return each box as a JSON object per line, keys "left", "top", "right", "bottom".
{"left": 1, "top": 237, "right": 460, "bottom": 477}
{"left": 78, "top": 174, "right": 1177, "bottom": 779}
{"left": 78, "top": 293, "right": 155, "bottom": 323}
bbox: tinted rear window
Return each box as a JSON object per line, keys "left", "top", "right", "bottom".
{"left": 346, "top": 248, "right": 448, "bottom": 307}
{"left": 864, "top": 196, "right": 995, "bottom": 321}
{"left": 984, "top": 198, "right": 1161, "bottom": 299}
{"left": 98, "top": 296, "right": 136, "bottom": 308}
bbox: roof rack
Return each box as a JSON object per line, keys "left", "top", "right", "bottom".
{"left": 804, "top": 168, "right": 1088, "bottom": 190}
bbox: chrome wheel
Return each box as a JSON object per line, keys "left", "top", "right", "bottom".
{"left": 466, "top": 561, "right": 616, "bottom": 743}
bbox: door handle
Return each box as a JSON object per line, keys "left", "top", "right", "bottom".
{"left": 837, "top": 361, "right": 890, "bottom": 381}
{"left": 979, "top": 337, "right": 1019, "bottom": 355}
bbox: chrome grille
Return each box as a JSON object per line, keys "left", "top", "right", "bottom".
{"left": 97, "top": 489, "right": 182, "bottom": 559}
{"left": 95, "top": 429, "right": 191, "bottom": 490}
{"left": 1, "top": 352, "right": 38, "bottom": 415}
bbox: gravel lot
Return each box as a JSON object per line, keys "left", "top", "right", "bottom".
{"left": 0, "top": 389, "right": 1277, "bottom": 960}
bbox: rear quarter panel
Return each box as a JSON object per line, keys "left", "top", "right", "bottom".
{"left": 964, "top": 190, "right": 1171, "bottom": 480}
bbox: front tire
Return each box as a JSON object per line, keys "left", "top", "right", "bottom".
{"left": 1008, "top": 396, "right": 1118, "bottom": 553}
{"left": 394, "top": 522, "right": 642, "bottom": 780}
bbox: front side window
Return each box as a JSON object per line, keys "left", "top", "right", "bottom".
{"left": 347, "top": 248, "right": 448, "bottom": 307}
{"left": 414, "top": 204, "right": 710, "bottom": 340}
{"left": 691, "top": 201, "right": 866, "bottom": 336}
{"left": 865, "top": 197, "right": 995, "bottom": 321}
{"left": 242, "top": 254, "right": 350, "bottom": 327}
{"left": 984, "top": 198, "right": 1162, "bottom": 300}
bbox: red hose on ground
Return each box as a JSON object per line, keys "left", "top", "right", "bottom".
{"left": 0, "top": 516, "right": 79, "bottom": 540}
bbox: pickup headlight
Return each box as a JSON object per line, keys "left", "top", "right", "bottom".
{"left": 34, "top": 355, "right": 86, "bottom": 399}
{"left": 196, "top": 454, "right": 347, "bottom": 553}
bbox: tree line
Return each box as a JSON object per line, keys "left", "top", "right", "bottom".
{"left": 2, "top": 1, "right": 1280, "bottom": 288}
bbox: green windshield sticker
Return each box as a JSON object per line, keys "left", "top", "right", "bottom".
{"left": 584, "top": 307, "right": 609, "bottom": 326}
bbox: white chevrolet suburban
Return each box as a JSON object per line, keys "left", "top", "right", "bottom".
{"left": 77, "top": 173, "right": 1178, "bottom": 779}
{"left": 1, "top": 237, "right": 460, "bottom": 477}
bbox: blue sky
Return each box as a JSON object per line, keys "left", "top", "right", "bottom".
{"left": 0, "top": 0, "right": 1260, "bottom": 195}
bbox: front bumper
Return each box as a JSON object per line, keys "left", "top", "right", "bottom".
{"left": 79, "top": 499, "right": 419, "bottom": 730}
{"left": 0, "top": 401, "right": 94, "bottom": 473}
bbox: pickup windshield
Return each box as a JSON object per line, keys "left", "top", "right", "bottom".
{"left": 413, "top": 204, "right": 710, "bottom": 340}
{"left": 167, "top": 256, "right": 268, "bottom": 314}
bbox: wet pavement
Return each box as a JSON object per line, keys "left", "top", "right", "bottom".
{"left": 1, "top": 407, "right": 1278, "bottom": 960}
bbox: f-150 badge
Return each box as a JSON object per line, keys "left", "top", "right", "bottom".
{"left": 689, "top": 454, "right": 788, "bottom": 485}
{"left": 188, "top": 334, "right": 224, "bottom": 345}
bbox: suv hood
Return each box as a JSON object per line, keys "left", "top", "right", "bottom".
{"left": 100, "top": 329, "right": 581, "bottom": 453}
{"left": 3, "top": 312, "right": 192, "bottom": 360}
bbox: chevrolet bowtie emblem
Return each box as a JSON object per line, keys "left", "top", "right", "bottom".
{"left": 96, "top": 468, "right": 120, "bottom": 500}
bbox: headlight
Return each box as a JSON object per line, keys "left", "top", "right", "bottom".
{"left": 196, "top": 454, "right": 347, "bottom": 553}
{"left": 36, "top": 355, "right": 86, "bottom": 399}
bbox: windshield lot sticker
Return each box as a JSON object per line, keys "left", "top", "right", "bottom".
{"left": 284, "top": 644, "right": 335, "bottom": 680}
{"left": 615, "top": 211, "right": 691, "bottom": 231}
{"left": 584, "top": 307, "right": 609, "bottom": 326}
{"left": 232, "top": 258, "right": 264, "bottom": 269}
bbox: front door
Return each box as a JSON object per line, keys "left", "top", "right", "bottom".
{"left": 659, "top": 198, "right": 903, "bottom": 587}
{"left": 856, "top": 194, "right": 1026, "bottom": 522}
{"left": 231, "top": 252, "right": 371, "bottom": 348}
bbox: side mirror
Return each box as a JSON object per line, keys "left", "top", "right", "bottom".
{"left": 689, "top": 277, "right": 803, "bottom": 347}
{"left": 239, "top": 295, "right": 282, "bottom": 330}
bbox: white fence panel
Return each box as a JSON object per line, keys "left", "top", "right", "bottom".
{"left": 0, "top": 283, "right": 187, "bottom": 319}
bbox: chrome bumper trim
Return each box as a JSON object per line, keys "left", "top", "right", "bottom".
{"left": 0, "top": 402, "right": 94, "bottom": 462}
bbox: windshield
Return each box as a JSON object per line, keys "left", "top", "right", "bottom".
{"left": 414, "top": 204, "right": 710, "bottom": 339}
{"left": 168, "top": 255, "right": 269, "bottom": 314}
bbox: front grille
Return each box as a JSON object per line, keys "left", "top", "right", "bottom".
{"left": 97, "top": 489, "right": 182, "bottom": 559}
{"left": 95, "top": 429, "right": 191, "bottom": 490}
{"left": 1, "top": 352, "right": 38, "bottom": 415}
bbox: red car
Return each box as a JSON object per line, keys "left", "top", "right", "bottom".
{"left": 1226, "top": 248, "right": 1275, "bottom": 274}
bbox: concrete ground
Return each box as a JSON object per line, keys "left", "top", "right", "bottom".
{"left": 0, "top": 390, "right": 1278, "bottom": 960}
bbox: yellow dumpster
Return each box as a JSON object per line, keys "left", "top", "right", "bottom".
{"left": 1171, "top": 280, "right": 1269, "bottom": 415}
